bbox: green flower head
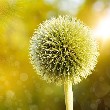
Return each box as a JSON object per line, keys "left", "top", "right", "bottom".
{"left": 29, "top": 15, "right": 99, "bottom": 85}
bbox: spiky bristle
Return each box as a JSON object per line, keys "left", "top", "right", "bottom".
{"left": 29, "top": 15, "right": 99, "bottom": 85}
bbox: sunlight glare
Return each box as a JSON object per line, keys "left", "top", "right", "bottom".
{"left": 94, "top": 15, "right": 110, "bottom": 41}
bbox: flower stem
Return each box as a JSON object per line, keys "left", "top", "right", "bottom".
{"left": 64, "top": 80, "right": 73, "bottom": 110}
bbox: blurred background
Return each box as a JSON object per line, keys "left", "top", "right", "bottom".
{"left": 0, "top": 0, "right": 110, "bottom": 110}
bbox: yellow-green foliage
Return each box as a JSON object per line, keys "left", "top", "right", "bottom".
{"left": 0, "top": 0, "right": 22, "bottom": 22}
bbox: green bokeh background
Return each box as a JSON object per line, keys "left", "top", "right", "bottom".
{"left": 0, "top": 0, "right": 110, "bottom": 110}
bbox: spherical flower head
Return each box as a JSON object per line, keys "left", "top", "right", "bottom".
{"left": 29, "top": 16, "right": 99, "bottom": 85}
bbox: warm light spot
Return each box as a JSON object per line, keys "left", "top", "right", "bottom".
{"left": 94, "top": 15, "right": 110, "bottom": 41}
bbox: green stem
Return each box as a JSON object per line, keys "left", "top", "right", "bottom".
{"left": 64, "top": 80, "right": 73, "bottom": 110}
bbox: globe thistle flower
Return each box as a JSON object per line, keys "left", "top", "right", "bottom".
{"left": 29, "top": 15, "right": 99, "bottom": 85}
